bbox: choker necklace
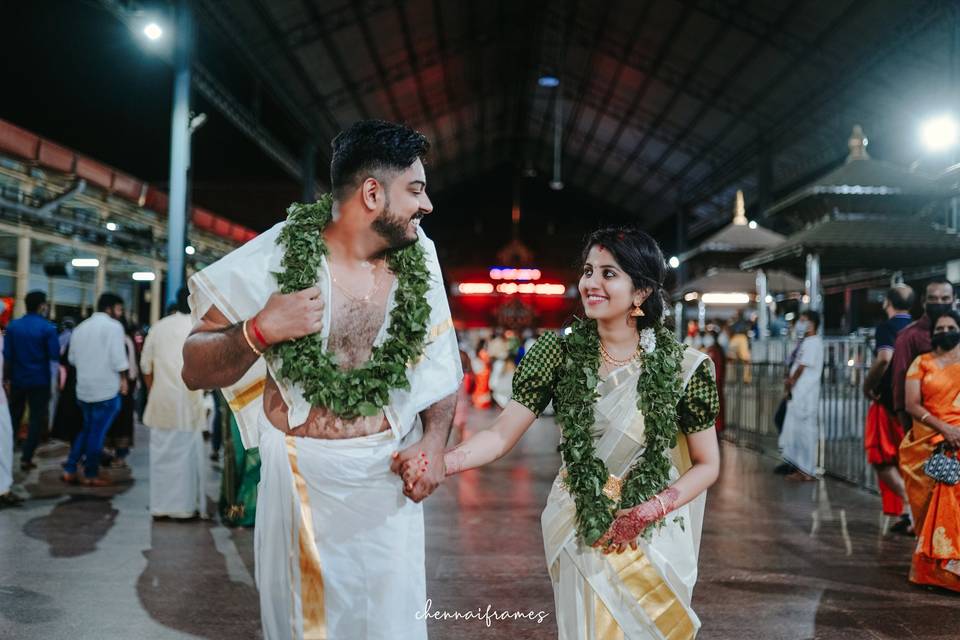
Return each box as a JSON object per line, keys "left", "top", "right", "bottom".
{"left": 599, "top": 340, "right": 640, "bottom": 367}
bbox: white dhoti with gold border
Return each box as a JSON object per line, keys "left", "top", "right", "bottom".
{"left": 255, "top": 412, "right": 427, "bottom": 640}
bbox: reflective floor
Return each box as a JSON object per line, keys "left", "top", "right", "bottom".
{"left": 1, "top": 408, "right": 958, "bottom": 639}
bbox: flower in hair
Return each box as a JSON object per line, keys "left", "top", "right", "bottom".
{"left": 639, "top": 327, "right": 657, "bottom": 354}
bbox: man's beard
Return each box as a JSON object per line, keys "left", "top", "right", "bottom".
{"left": 371, "top": 195, "right": 418, "bottom": 250}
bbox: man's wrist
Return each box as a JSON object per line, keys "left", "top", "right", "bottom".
{"left": 249, "top": 313, "right": 272, "bottom": 349}
{"left": 419, "top": 431, "right": 448, "bottom": 450}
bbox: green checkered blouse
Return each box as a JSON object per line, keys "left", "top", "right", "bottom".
{"left": 512, "top": 330, "right": 719, "bottom": 434}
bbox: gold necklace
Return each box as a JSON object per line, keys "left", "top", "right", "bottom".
{"left": 330, "top": 261, "right": 387, "bottom": 303}
{"left": 598, "top": 340, "right": 640, "bottom": 366}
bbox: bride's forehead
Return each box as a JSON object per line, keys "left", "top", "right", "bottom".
{"left": 585, "top": 244, "right": 620, "bottom": 264}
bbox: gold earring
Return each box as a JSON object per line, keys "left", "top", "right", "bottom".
{"left": 630, "top": 303, "right": 645, "bottom": 317}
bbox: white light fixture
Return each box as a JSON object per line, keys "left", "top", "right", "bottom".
{"left": 105, "top": 222, "right": 118, "bottom": 231}
{"left": 185, "top": 245, "right": 196, "bottom": 255}
{"left": 748, "top": 220, "right": 758, "bottom": 229}
{"left": 143, "top": 22, "right": 163, "bottom": 41}
{"left": 764, "top": 294, "right": 774, "bottom": 304}
{"left": 802, "top": 294, "right": 811, "bottom": 304}
{"left": 538, "top": 75, "right": 560, "bottom": 88}
{"left": 457, "top": 283, "right": 494, "bottom": 295}
{"left": 71, "top": 258, "right": 100, "bottom": 268}
{"left": 668, "top": 256, "right": 680, "bottom": 269}
{"left": 701, "top": 292, "right": 750, "bottom": 305}
{"left": 683, "top": 292, "right": 699, "bottom": 302}
{"left": 132, "top": 271, "right": 156, "bottom": 281}
{"left": 921, "top": 114, "right": 959, "bottom": 152}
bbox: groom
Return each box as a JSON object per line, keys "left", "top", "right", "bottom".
{"left": 181, "top": 120, "right": 462, "bottom": 639}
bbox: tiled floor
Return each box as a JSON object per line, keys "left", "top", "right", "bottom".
{"left": 1, "top": 409, "right": 958, "bottom": 639}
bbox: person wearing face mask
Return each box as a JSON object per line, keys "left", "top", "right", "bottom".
{"left": 892, "top": 279, "right": 956, "bottom": 430}
{"left": 862, "top": 285, "right": 915, "bottom": 533}
{"left": 899, "top": 309, "right": 960, "bottom": 592}
{"left": 778, "top": 310, "right": 824, "bottom": 481}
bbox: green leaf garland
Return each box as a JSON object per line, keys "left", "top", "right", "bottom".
{"left": 267, "top": 194, "right": 432, "bottom": 420}
{"left": 557, "top": 318, "right": 685, "bottom": 546}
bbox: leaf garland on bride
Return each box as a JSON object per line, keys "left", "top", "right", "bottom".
{"left": 268, "top": 194, "right": 432, "bottom": 420}
{"left": 556, "top": 318, "right": 685, "bottom": 545}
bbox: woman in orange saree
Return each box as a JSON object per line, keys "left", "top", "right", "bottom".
{"left": 900, "top": 309, "right": 960, "bottom": 592}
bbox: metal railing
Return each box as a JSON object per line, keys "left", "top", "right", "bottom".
{"left": 721, "top": 337, "right": 879, "bottom": 492}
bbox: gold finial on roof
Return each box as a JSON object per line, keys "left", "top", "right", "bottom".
{"left": 847, "top": 124, "right": 870, "bottom": 162}
{"left": 733, "top": 189, "right": 747, "bottom": 225}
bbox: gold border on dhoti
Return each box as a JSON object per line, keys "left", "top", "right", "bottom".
{"left": 286, "top": 436, "right": 328, "bottom": 639}
{"left": 227, "top": 377, "right": 266, "bottom": 412}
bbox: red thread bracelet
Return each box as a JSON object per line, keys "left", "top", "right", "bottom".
{"left": 250, "top": 316, "right": 269, "bottom": 349}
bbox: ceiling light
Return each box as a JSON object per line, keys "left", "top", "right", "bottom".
{"left": 748, "top": 220, "right": 758, "bottom": 229}
{"left": 105, "top": 222, "right": 118, "bottom": 231}
{"left": 71, "top": 258, "right": 99, "bottom": 268}
{"left": 143, "top": 22, "right": 163, "bottom": 41}
{"left": 185, "top": 245, "right": 196, "bottom": 255}
{"left": 921, "top": 114, "right": 959, "bottom": 152}
{"left": 132, "top": 272, "right": 156, "bottom": 282}
{"left": 701, "top": 292, "right": 750, "bottom": 305}
{"left": 538, "top": 75, "right": 560, "bottom": 88}
{"left": 668, "top": 256, "right": 680, "bottom": 269}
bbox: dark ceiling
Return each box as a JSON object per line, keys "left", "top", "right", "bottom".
{"left": 2, "top": 0, "right": 955, "bottom": 265}
{"left": 193, "top": 0, "right": 955, "bottom": 234}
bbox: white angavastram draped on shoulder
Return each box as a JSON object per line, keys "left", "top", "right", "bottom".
{"left": 187, "top": 223, "right": 463, "bottom": 449}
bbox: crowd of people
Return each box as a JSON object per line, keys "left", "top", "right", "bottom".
{"left": 0, "top": 287, "right": 244, "bottom": 522}
{"left": 684, "top": 279, "right": 960, "bottom": 592}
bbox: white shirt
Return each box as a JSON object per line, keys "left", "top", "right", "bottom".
{"left": 69, "top": 312, "right": 128, "bottom": 403}
{"left": 140, "top": 312, "right": 206, "bottom": 430}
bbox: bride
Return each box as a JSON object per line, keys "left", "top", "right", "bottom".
{"left": 399, "top": 227, "right": 720, "bottom": 639}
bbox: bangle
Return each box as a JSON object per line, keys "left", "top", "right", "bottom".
{"left": 250, "top": 316, "right": 269, "bottom": 349}
{"left": 241, "top": 320, "right": 263, "bottom": 357}
{"left": 653, "top": 493, "right": 668, "bottom": 517}
{"left": 920, "top": 412, "right": 931, "bottom": 426}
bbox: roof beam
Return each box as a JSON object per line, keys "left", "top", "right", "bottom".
{"left": 532, "top": 0, "right": 584, "bottom": 173}
{"left": 394, "top": 0, "right": 448, "bottom": 166}
{"left": 296, "top": 0, "right": 372, "bottom": 122}
{"left": 350, "top": 2, "right": 406, "bottom": 125}
{"left": 561, "top": 1, "right": 654, "bottom": 180}
{"left": 611, "top": 0, "right": 811, "bottom": 210}
{"left": 103, "top": 0, "right": 306, "bottom": 182}
{"left": 576, "top": 4, "right": 694, "bottom": 188}
{"left": 431, "top": 0, "right": 471, "bottom": 183}
{"left": 651, "top": 0, "right": 943, "bottom": 221}
{"left": 595, "top": 0, "right": 749, "bottom": 199}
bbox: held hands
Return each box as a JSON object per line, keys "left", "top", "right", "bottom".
{"left": 255, "top": 288, "right": 324, "bottom": 346}
{"left": 390, "top": 440, "right": 446, "bottom": 503}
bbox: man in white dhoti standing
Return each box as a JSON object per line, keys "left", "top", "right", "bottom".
{"left": 0, "top": 332, "right": 24, "bottom": 508}
{"left": 779, "top": 310, "right": 824, "bottom": 481}
{"left": 142, "top": 288, "right": 207, "bottom": 519}
{"left": 182, "top": 120, "right": 462, "bottom": 640}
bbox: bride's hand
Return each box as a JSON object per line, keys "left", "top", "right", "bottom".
{"left": 592, "top": 488, "right": 679, "bottom": 554}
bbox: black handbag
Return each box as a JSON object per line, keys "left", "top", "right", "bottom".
{"left": 774, "top": 398, "right": 788, "bottom": 434}
{"left": 924, "top": 443, "right": 960, "bottom": 485}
